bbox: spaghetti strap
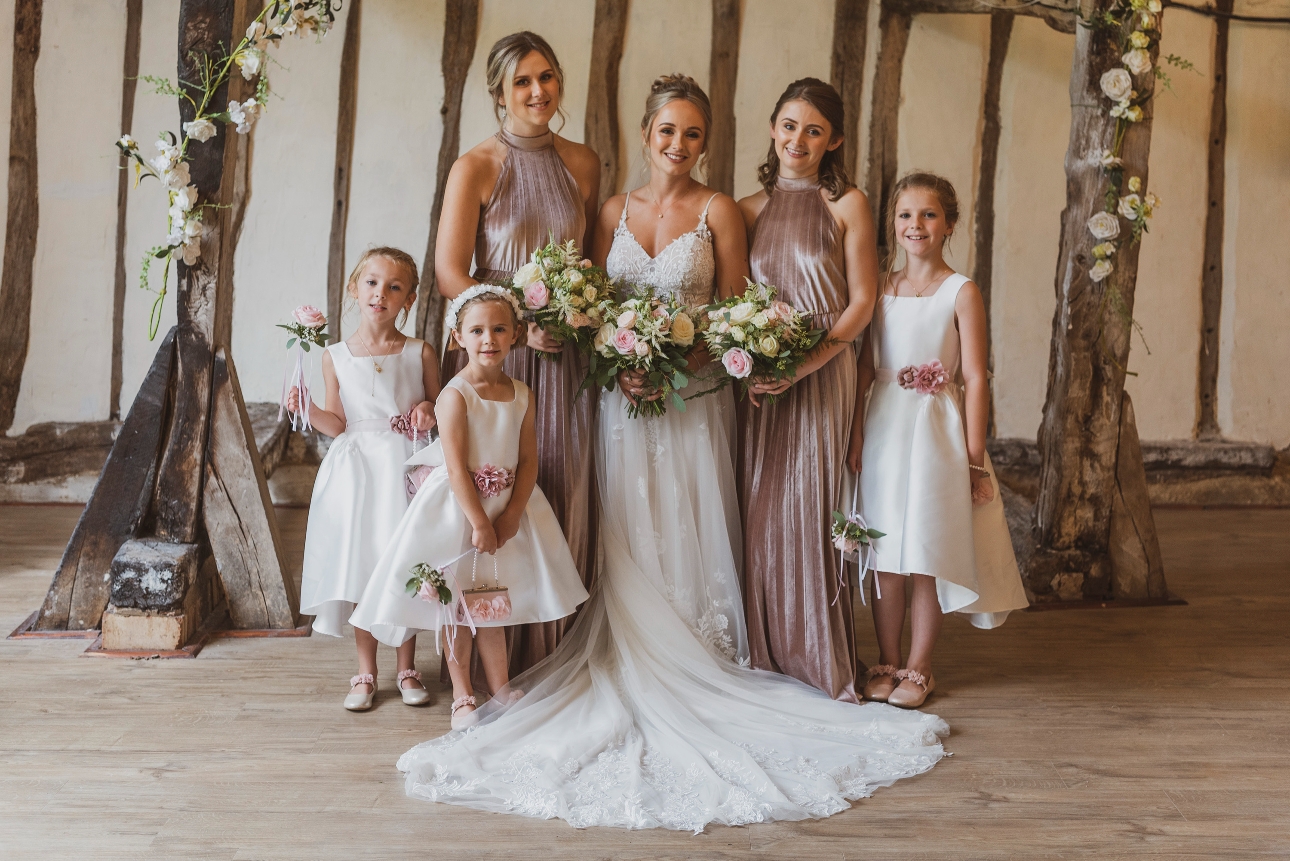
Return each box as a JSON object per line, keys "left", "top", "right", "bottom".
{"left": 618, "top": 193, "right": 632, "bottom": 228}
{"left": 698, "top": 192, "right": 719, "bottom": 226}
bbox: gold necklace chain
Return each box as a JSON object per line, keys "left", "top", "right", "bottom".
{"left": 909, "top": 268, "right": 953, "bottom": 298}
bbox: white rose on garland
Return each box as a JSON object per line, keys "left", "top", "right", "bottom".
{"left": 235, "top": 48, "right": 263, "bottom": 81}
{"left": 1087, "top": 211, "right": 1121, "bottom": 241}
{"left": 163, "top": 160, "right": 191, "bottom": 190}
{"left": 228, "top": 99, "right": 261, "bottom": 134}
{"left": 1100, "top": 67, "right": 1133, "bottom": 101}
{"left": 1090, "top": 259, "right": 1114, "bottom": 282}
{"left": 183, "top": 118, "right": 218, "bottom": 142}
{"left": 1092, "top": 241, "right": 1117, "bottom": 259}
{"left": 1122, "top": 48, "right": 1152, "bottom": 76}
{"left": 1117, "top": 193, "right": 1142, "bottom": 220}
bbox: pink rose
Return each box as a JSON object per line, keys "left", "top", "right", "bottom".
{"left": 523, "top": 281, "right": 550, "bottom": 310}
{"left": 292, "top": 304, "right": 326, "bottom": 328}
{"left": 579, "top": 259, "right": 593, "bottom": 269}
{"left": 634, "top": 340, "right": 651, "bottom": 358}
{"left": 472, "top": 464, "right": 515, "bottom": 498}
{"left": 722, "top": 347, "right": 752, "bottom": 379}
{"left": 612, "top": 327, "right": 637, "bottom": 355}
{"left": 565, "top": 311, "right": 593, "bottom": 329}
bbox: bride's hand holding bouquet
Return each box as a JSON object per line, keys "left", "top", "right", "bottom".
{"left": 510, "top": 239, "right": 616, "bottom": 359}
{"left": 585, "top": 289, "right": 697, "bottom": 418}
{"left": 701, "top": 280, "right": 828, "bottom": 407}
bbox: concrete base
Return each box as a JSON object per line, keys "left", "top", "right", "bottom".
{"left": 102, "top": 542, "right": 222, "bottom": 651}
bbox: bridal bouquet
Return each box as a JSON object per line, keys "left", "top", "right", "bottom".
{"left": 585, "top": 289, "right": 697, "bottom": 418}
{"left": 701, "top": 281, "right": 827, "bottom": 404}
{"left": 510, "top": 239, "right": 616, "bottom": 360}
{"left": 277, "top": 304, "right": 329, "bottom": 431}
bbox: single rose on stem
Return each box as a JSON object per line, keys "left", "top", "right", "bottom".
{"left": 293, "top": 304, "right": 327, "bottom": 328}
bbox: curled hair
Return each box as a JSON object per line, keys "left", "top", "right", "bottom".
{"left": 640, "top": 74, "right": 713, "bottom": 180}
{"left": 757, "top": 78, "right": 851, "bottom": 202}
{"left": 883, "top": 171, "right": 961, "bottom": 278}
{"left": 486, "top": 31, "right": 566, "bottom": 130}
{"left": 345, "top": 246, "right": 420, "bottom": 328}
{"left": 447, "top": 290, "right": 527, "bottom": 351}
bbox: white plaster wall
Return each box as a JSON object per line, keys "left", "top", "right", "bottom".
{"left": 230, "top": 6, "right": 349, "bottom": 403}
{"left": 897, "top": 14, "right": 988, "bottom": 276}
{"left": 1123, "top": 10, "right": 1212, "bottom": 439}
{"left": 457, "top": 0, "right": 596, "bottom": 157}
{"left": 615, "top": 0, "right": 711, "bottom": 195}
{"left": 1219, "top": 17, "right": 1290, "bottom": 447}
{"left": 731, "top": 0, "right": 834, "bottom": 200}
{"left": 11, "top": 0, "right": 127, "bottom": 432}
{"left": 119, "top": 0, "right": 180, "bottom": 412}
{"left": 990, "top": 18, "right": 1071, "bottom": 440}
{"left": 343, "top": 0, "right": 445, "bottom": 340}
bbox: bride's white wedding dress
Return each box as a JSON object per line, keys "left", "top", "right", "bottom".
{"left": 395, "top": 194, "right": 948, "bottom": 831}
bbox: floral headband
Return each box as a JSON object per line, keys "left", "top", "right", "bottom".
{"left": 445, "top": 284, "right": 523, "bottom": 332}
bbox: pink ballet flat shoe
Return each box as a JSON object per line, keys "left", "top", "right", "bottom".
{"left": 450, "top": 695, "right": 479, "bottom": 730}
{"left": 344, "top": 673, "right": 376, "bottom": 711}
{"left": 887, "top": 669, "right": 935, "bottom": 709}
{"left": 397, "top": 669, "right": 430, "bottom": 706}
{"left": 862, "top": 664, "right": 900, "bottom": 703}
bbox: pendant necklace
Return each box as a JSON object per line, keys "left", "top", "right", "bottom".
{"left": 358, "top": 334, "right": 386, "bottom": 395}
{"left": 910, "top": 268, "right": 951, "bottom": 298}
{"left": 647, "top": 187, "right": 676, "bottom": 220}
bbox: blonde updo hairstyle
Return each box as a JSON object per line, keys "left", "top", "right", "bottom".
{"left": 486, "top": 31, "right": 567, "bottom": 132}
{"left": 640, "top": 74, "right": 713, "bottom": 181}
{"left": 344, "top": 246, "right": 420, "bottom": 329}
{"left": 448, "top": 290, "right": 528, "bottom": 351}
{"left": 883, "top": 171, "right": 961, "bottom": 281}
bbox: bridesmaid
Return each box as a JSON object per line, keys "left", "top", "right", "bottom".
{"left": 435, "top": 31, "right": 601, "bottom": 676}
{"left": 736, "top": 78, "right": 879, "bottom": 703}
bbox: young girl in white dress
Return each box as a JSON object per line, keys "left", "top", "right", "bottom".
{"left": 848, "top": 173, "right": 1029, "bottom": 709}
{"left": 350, "top": 286, "right": 588, "bottom": 729}
{"left": 291, "top": 247, "right": 440, "bottom": 712}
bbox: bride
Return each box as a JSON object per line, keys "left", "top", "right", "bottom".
{"left": 394, "top": 74, "right": 948, "bottom": 831}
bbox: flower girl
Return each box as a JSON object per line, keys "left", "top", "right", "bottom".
{"left": 292, "top": 247, "right": 440, "bottom": 711}
{"left": 848, "top": 173, "right": 1028, "bottom": 708}
{"left": 350, "top": 286, "right": 588, "bottom": 729}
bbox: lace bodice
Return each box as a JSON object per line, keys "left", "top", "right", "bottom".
{"left": 604, "top": 192, "right": 718, "bottom": 306}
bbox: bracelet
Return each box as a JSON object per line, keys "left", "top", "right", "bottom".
{"left": 969, "top": 464, "right": 990, "bottom": 478}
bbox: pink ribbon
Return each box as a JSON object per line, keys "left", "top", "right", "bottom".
{"left": 279, "top": 343, "right": 313, "bottom": 432}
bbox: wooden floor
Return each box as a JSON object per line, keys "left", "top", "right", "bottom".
{"left": 2, "top": 506, "right": 1288, "bottom": 859}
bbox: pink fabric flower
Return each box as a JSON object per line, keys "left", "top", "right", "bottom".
{"left": 466, "top": 595, "right": 512, "bottom": 622}
{"left": 292, "top": 304, "right": 326, "bottom": 328}
{"left": 405, "top": 465, "right": 436, "bottom": 500}
{"left": 722, "top": 347, "right": 752, "bottom": 379}
{"left": 897, "top": 359, "right": 949, "bottom": 395}
{"left": 389, "top": 412, "right": 420, "bottom": 440}
{"left": 522, "top": 281, "right": 550, "bottom": 310}
{"left": 612, "top": 327, "right": 637, "bottom": 355}
{"left": 472, "top": 464, "right": 516, "bottom": 498}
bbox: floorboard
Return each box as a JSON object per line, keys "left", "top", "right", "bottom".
{"left": 2, "top": 504, "right": 1287, "bottom": 858}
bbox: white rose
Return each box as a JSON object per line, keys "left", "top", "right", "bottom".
{"left": 163, "top": 160, "right": 191, "bottom": 190}
{"left": 513, "top": 262, "right": 542, "bottom": 287}
{"left": 228, "top": 99, "right": 260, "bottom": 134}
{"left": 183, "top": 118, "right": 218, "bottom": 142}
{"left": 1090, "top": 259, "right": 1114, "bottom": 282}
{"left": 566, "top": 269, "right": 584, "bottom": 287}
{"left": 155, "top": 138, "right": 179, "bottom": 161}
{"left": 726, "top": 302, "right": 757, "bottom": 324}
{"left": 730, "top": 326, "right": 746, "bottom": 343}
{"left": 172, "top": 183, "right": 198, "bottom": 212}
{"left": 594, "top": 322, "right": 615, "bottom": 351}
{"left": 717, "top": 321, "right": 730, "bottom": 334}
{"left": 750, "top": 312, "right": 769, "bottom": 329}
{"left": 1118, "top": 193, "right": 1141, "bottom": 220}
{"left": 1122, "top": 48, "right": 1152, "bottom": 76}
{"left": 1100, "top": 68, "right": 1133, "bottom": 102}
{"left": 583, "top": 286, "right": 597, "bottom": 302}
{"left": 758, "top": 335, "right": 780, "bottom": 357}
{"left": 149, "top": 153, "right": 172, "bottom": 175}
{"left": 1087, "top": 211, "right": 1121, "bottom": 241}
{"left": 616, "top": 309, "right": 637, "bottom": 329}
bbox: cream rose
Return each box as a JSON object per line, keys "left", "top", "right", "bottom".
{"left": 1100, "top": 68, "right": 1133, "bottom": 102}
{"left": 512, "top": 262, "right": 542, "bottom": 288}
{"left": 566, "top": 269, "right": 584, "bottom": 287}
{"left": 1122, "top": 48, "right": 1152, "bottom": 76}
{"left": 1118, "top": 193, "right": 1141, "bottom": 220}
{"left": 750, "top": 311, "right": 770, "bottom": 330}
{"left": 1129, "top": 31, "right": 1150, "bottom": 49}
{"left": 727, "top": 302, "right": 757, "bottom": 324}
{"left": 1092, "top": 241, "right": 1117, "bottom": 259}
{"left": 634, "top": 340, "right": 651, "bottom": 358}
{"left": 583, "top": 286, "right": 597, "bottom": 302}
{"left": 1090, "top": 259, "right": 1114, "bottom": 282}
{"left": 1087, "top": 211, "right": 1121, "bottom": 241}
{"left": 184, "top": 118, "right": 218, "bottom": 143}
{"left": 1127, "top": 176, "right": 1141, "bottom": 193}
{"left": 670, "top": 312, "right": 695, "bottom": 346}
{"left": 758, "top": 335, "right": 780, "bottom": 357}
{"left": 163, "top": 161, "right": 191, "bottom": 191}
{"left": 594, "top": 322, "right": 615, "bottom": 351}
{"left": 730, "top": 326, "right": 746, "bottom": 343}
{"left": 616, "top": 309, "right": 638, "bottom": 329}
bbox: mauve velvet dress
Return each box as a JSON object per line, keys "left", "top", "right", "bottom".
{"left": 440, "top": 128, "right": 596, "bottom": 677}
{"left": 740, "top": 174, "right": 860, "bottom": 703}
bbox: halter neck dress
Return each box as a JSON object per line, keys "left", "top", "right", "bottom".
{"left": 741, "top": 174, "right": 860, "bottom": 704}
{"left": 441, "top": 127, "right": 595, "bottom": 677}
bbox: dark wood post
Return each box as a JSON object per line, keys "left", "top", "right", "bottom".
{"left": 708, "top": 0, "right": 742, "bottom": 197}
{"left": 326, "top": 0, "right": 362, "bottom": 345}
{"left": 864, "top": 2, "right": 911, "bottom": 260}
{"left": 585, "top": 0, "right": 629, "bottom": 208}
{"left": 830, "top": 0, "right": 870, "bottom": 182}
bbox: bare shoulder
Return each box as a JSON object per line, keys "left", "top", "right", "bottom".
{"left": 454, "top": 137, "right": 505, "bottom": 178}
{"left": 437, "top": 383, "right": 467, "bottom": 411}
{"left": 736, "top": 189, "right": 769, "bottom": 230}
{"left": 553, "top": 136, "right": 600, "bottom": 175}
{"left": 598, "top": 191, "right": 630, "bottom": 225}
{"left": 954, "top": 277, "right": 984, "bottom": 310}
{"left": 703, "top": 192, "right": 744, "bottom": 229}
{"left": 825, "top": 186, "right": 873, "bottom": 227}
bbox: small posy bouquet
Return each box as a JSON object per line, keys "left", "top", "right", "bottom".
{"left": 277, "top": 304, "right": 329, "bottom": 431}
{"left": 510, "top": 239, "right": 616, "bottom": 360}
{"left": 701, "top": 281, "right": 827, "bottom": 404}
{"left": 585, "top": 288, "right": 698, "bottom": 418}
{"left": 830, "top": 509, "right": 885, "bottom": 606}
{"left": 405, "top": 562, "right": 453, "bottom": 606}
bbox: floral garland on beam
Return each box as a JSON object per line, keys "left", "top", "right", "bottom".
{"left": 1079, "top": 0, "right": 1193, "bottom": 359}
{"left": 115, "top": 1, "right": 341, "bottom": 339}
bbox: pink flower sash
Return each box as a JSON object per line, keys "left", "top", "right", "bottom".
{"left": 472, "top": 464, "right": 516, "bottom": 498}
{"left": 876, "top": 359, "right": 950, "bottom": 395}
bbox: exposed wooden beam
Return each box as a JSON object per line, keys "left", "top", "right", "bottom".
{"left": 1030, "top": 0, "right": 1164, "bottom": 599}
{"left": 111, "top": 0, "right": 144, "bottom": 420}
{"left": 585, "top": 0, "right": 629, "bottom": 207}
{"left": 865, "top": 2, "right": 911, "bottom": 261}
{"left": 326, "top": 0, "right": 361, "bottom": 345}
{"left": 1196, "top": 0, "right": 1233, "bottom": 440}
{"left": 0, "top": 0, "right": 42, "bottom": 433}
{"left": 707, "top": 0, "right": 741, "bottom": 197}
{"left": 830, "top": 0, "right": 870, "bottom": 182}
{"left": 974, "top": 10, "right": 1012, "bottom": 436}
{"left": 886, "top": 0, "right": 1076, "bottom": 34}
{"left": 416, "top": 0, "right": 479, "bottom": 350}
